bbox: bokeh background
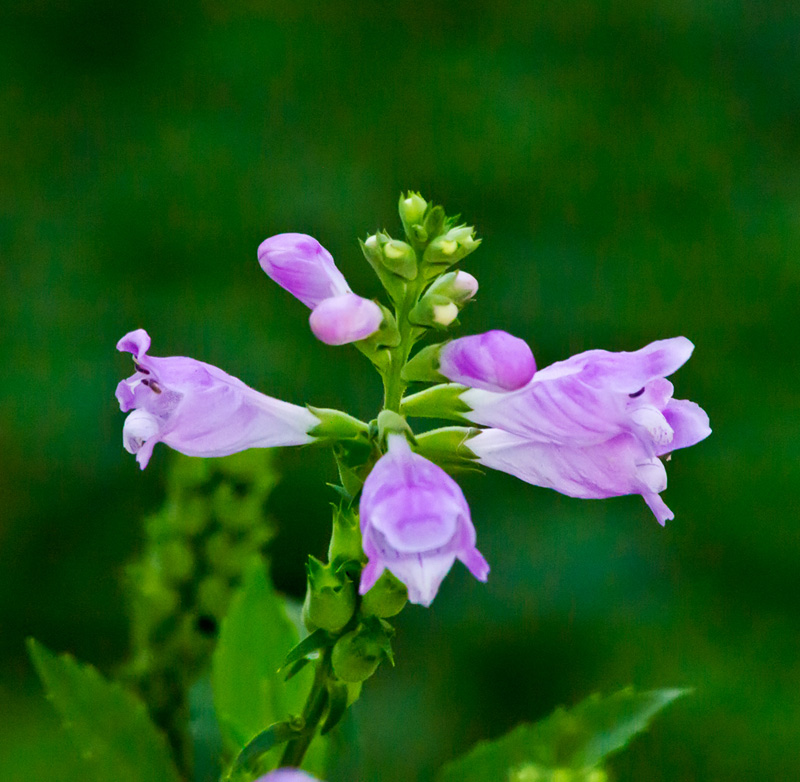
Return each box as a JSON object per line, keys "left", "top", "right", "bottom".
{"left": 2, "top": 1, "right": 799, "bottom": 779}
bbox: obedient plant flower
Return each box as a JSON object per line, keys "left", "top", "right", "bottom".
{"left": 439, "top": 330, "right": 536, "bottom": 392}
{"left": 257, "top": 233, "right": 351, "bottom": 308}
{"left": 308, "top": 292, "right": 384, "bottom": 346}
{"left": 255, "top": 771, "right": 322, "bottom": 782}
{"left": 116, "top": 329, "right": 320, "bottom": 469}
{"left": 463, "top": 337, "right": 711, "bottom": 523}
{"left": 359, "top": 434, "right": 489, "bottom": 607}
{"left": 259, "top": 232, "right": 383, "bottom": 345}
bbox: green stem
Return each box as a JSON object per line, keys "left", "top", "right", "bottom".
{"left": 278, "top": 653, "right": 330, "bottom": 768}
{"left": 383, "top": 279, "right": 424, "bottom": 412}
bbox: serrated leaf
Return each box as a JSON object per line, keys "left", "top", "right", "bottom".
{"left": 27, "top": 639, "right": 181, "bottom": 782}
{"left": 437, "top": 687, "right": 689, "bottom": 782}
{"left": 212, "top": 561, "right": 311, "bottom": 750}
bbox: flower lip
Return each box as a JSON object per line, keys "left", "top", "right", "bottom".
{"left": 358, "top": 434, "right": 488, "bottom": 606}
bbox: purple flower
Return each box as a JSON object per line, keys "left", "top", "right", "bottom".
{"left": 309, "top": 293, "right": 384, "bottom": 346}
{"left": 464, "top": 337, "right": 711, "bottom": 524}
{"left": 258, "top": 233, "right": 351, "bottom": 308}
{"left": 439, "top": 330, "right": 536, "bottom": 391}
{"left": 254, "top": 771, "right": 322, "bottom": 782}
{"left": 359, "top": 434, "right": 489, "bottom": 606}
{"left": 116, "top": 329, "right": 319, "bottom": 469}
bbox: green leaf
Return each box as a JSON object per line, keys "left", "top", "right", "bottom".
{"left": 27, "top": 639, "right": 181, "bottom": 782}
{"left": 437, "top": 687, "right": 689, "bottom": 782}
{"left": 212, "top": 561, "right": 311, "bottom": 750}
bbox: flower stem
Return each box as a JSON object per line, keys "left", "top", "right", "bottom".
{"left": 383, "top": 279, "right": 424, "bottom": 413}
{"left": 278, "top": 652, "right": 330, "bottom": 769}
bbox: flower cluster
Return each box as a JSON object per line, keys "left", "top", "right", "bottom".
{"left": 116, "top": 192, "right": 710, "bottom": 612}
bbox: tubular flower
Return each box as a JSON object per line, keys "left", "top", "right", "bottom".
{"left": 309, "top": 293, "right": 384, "bottom": 346}
{"left": 359, "top": 434, "right": 489, "bottom": 607}
{"left": 254, "top": 771, "right": 323, "bottom": 782}
{"left": 464, "top": 337, "right": 711, "bottom": 524}
{"left": 115, "top": 329, "right": 320, "bottom": 469}
{"left": 439, "top": 330, "right": 536, "bottom": 392}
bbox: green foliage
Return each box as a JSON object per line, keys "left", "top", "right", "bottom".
{"left": 27, "top": 639, "right": 181, "bottom": 782}
{"left": 212, "top": 561, "right": 310, "bottom": 749}
{"left": 124, "top": 450, "right": 279, "bottom": 768}
{"left": 437, "top": 688, "right": 688, "bottom": 782}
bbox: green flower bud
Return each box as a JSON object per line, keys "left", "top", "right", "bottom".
{"left": 360, "top": 569, "right": 408, "bottom": 618}
{"left": 425, "top": 270, "right": 479, "bottom": 305}
{"left": 409, "top": 293, "right": 459, "bottom": 329}
{"left": 302, "top": 556, "right": 356, "bottom": 633}
{"left": 328, "top": 505, "right": 366, "bottom": 566}
{"left": 422, "top": 224, "right": 481, "bottom": 277}
{"left": 362, "top": 232, "right": 417, "bottom": 281}
{"left": 399, "top": 191, "right": 428, "bottom": 227}
{"left": 331, "top": 620, "right": 393, "bottom": 683}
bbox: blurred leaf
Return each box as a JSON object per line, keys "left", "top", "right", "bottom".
{"left": 27, "top": 639, "right": 181, "bottom": 782}
{"left": 211, "top": 560, "right": 310, "bottom": 749}
{"left": 437, "top": 687, "right": 688, "bottom": 782}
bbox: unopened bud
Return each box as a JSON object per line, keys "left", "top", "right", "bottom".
{"left": 398, "top": 191, "right": 428, "bottom": 228}
{"left": 360, "top": 569, "right": 408, "bottom": 618}
{"left": 422, "top": 225, "right": 480, "bottom": 275}
{"left": 302, "top": 556, "right": 356, "bottom": 633}
{"left": 328, "top": 505, "right": 365, "bottom": 565}
{"left": 426, "top": 271, "right": 479, "bottom": 304}
{"left": 331, "top": 619, "right": 393, "bottom": 682}
{"left": 309, "top": 294, "right": 384, "bottom": 346}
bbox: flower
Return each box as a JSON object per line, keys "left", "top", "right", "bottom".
{"left": 463, "top": 337, "right": 711, "bottom": 524}
{"left": 359, "top": 434, "right": 489, "bottom": 606}
{"left": 258, "top": 233, "right": 351, "bottom": 309}
{"left": 115, "top": 329, "right": 320, "bottom": 469}
{"left": 254, "top": 771, "right": 322, "bottom": 782}
{"left": 439, "top": 330, "right": 536, "bottom": 392}
{"left": 308, "top": 293, "right": 384, "bottom": 346}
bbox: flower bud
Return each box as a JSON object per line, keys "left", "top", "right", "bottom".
{"left": 257, "top": 233, "right": 351, "bottom": 309}
{"left": 408, "top": 293, "right": 460, "bottom": 329}
{"left": 361, "top": 232, "right": 417, "bottom": 281}
{"left": 328, "top": 505, "right": 365, "bottom": 566}
{"left": 309, "top": 294, "right": 384, "bottom": 346}
{"left": 399, "top": 191, "right": 428, "bottom": 226}
{"left": 426, "top": 270, "right": 479, "bottom": 304}
{"left": 360, "top": 569, "right": 408, "bottom": 618}
{"left": 331, "top": 620, "right": 393, "bottom": 682}
{"left": 302, "top": 556, "right": 356, "bottom": 633}
{"left": 439, "top": 330, "right": 536, "bottom": 391}
{"left": 422, "top": 224, "right": 481, "bottom": 277}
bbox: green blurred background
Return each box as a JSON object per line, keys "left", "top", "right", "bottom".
{"left": 2, "top": 0, "right": 799, "bottom": 779}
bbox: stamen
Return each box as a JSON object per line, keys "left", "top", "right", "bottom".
{"left": 133, "top": 360, "right": 150, "bottom": 374}
{"left": 148, "top": 380, "right": 163, "bottom": 394}
{"left": 629, "top": 387, "right": 645, "bottom": 398}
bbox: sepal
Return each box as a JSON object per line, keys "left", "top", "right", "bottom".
{"left": 415, "top": 426, "right": 482, "bottom": 474}
{"left": 402, "top": 342, "right": 448, "bottom": 384}
{"left": 307, "top": 407, "right": 370, "bottom": 442}
{"left": 401, "top": 383, "right": 472, "bottom": 422}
